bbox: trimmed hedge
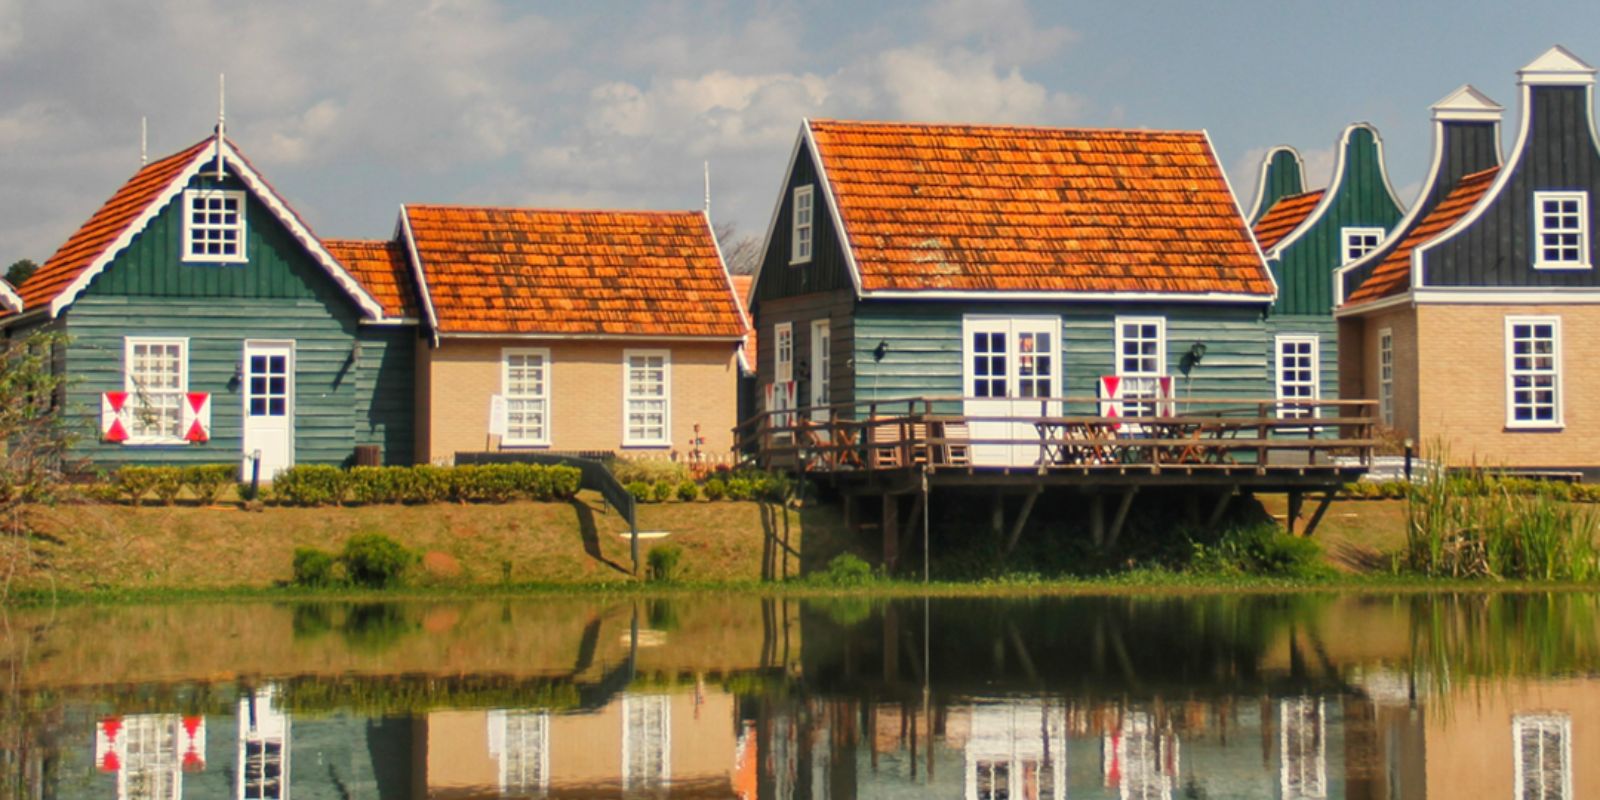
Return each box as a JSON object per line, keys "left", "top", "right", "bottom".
{"left": 269, "top": 463, "right": 582, "bottom": 507}
{"left": 1341, "top": 478, "right": 1600, "bottom": 503}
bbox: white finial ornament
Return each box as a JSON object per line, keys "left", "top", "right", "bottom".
{"left": 216, "top": 73, "right": 226, "bottom": 180}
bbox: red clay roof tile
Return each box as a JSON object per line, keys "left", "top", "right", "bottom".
{"left": 1345, "top": 167, "right": 1500, "bottom": 305}
{"left": 807, "top": 120, "right": 1274, "bottom": 297}
{"left": 403, "top": 206, "right": 746, "bottom": 337}
{"left": 1252, "top": 190, "right": 1325, "bottom": 252}
{"left": 323, "top": 238, "right": 418, "bottom": 318}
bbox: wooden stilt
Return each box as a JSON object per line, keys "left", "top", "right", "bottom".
{"left": 1090, "top": 493, "right": 1106, "bottom": 548}
{"left": 1003, "top": 488, "right": 1042, "bottom": 556}
{"left": 1206, "top": 488, "right": 1238, "bottom": 529}
{"left": 900, "top": 488, "right": 926, "bottom": 563}
{"left": 990, "top": 490, "right": 1005, "bottom": 539}
{"left": 1287, "top": 490, "right": 1304, "bottom": 536}
{"left": 882, "top": 493, "right": 899, "bottom": 571}
{"left": 1302, "top": 492, "right": 1336, "bottom": 538}
{"left": 843, "top": 493, "right": 856, "bottom": 532}
{"left": 1106, "top": 489, "right": 1138, "bottom": 549}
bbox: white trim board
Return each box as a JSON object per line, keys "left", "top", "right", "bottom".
{"left": 0, "top": 278, "right": 20, "bottom": 314}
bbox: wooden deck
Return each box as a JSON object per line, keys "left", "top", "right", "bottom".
{"left": 736, "top": 396, "right": 1376, "bottom": 567}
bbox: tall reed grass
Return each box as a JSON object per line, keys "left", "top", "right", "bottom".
{"left": 1403, "top": 448, "right": 1600, "bottom": 580}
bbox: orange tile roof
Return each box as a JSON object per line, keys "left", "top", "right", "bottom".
{"left": 323, "top": 238, "right": 418, "bottom": 318}
{"left": 17, "top": 139, "right": 213, "bottom": 313}
{"left": 403, "top": 206, "right": 746, "bottom": 337}
{"left": 730, "top": 275, "right": 756, "bottom": 364}
{"left": 1252, "top": 190, "right": 1325, "bottom": 252}
{"left": 806, "top": 120, "right": 1274, "bottom": 297}
{"left": 1346, "top": 167, "right": 1500, "bottom": 305}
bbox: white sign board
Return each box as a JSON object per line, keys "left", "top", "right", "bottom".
{"left": 488, "top": 394, "right": 509, "bottom": 437}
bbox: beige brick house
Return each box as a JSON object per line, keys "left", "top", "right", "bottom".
{"left": 336, "top": 206, "right": 748, "bottom": 463}
{"left": 1338, "top": 48, "right": 1600, "bottom": 474}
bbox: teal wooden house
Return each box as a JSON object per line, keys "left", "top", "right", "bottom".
{"left": 1247, "top": 124, "right": 1406, "bottom": 417}
{"left": 0, "top": 134, "right": 418, "bottom": 475}
{"left": 748, "top": 119, "right": 1282, "bottom": 467}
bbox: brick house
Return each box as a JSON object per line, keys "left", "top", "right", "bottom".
{"left": 1338, "top": 46, "right": 1600, "bottom": 473}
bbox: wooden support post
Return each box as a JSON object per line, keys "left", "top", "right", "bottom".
{"left": 990, "top": 490, "right": 1005, "bottom": 539}
{"left": 900, "top": 488, "right": 927, "bottom": 563}
{"left": 1206, "top": 488, "right": 1238, "bottom": 530}
{"left": 1106, "top": 488, "right": 1138, "bottom": 549}
{"left": 843, "top": 493, "right": 856, "bottom": 532}
{"left": 1003, "top": 488, "right": 1042, "bottom": 556}
{"left": 1286, "top": 490, "right": 1303, "bottom": 536}
{"left": 1090, "top": 493, "right": 1106, "bottom": 548}
{"left": 1302, "top": 491, "right": 1336, "bottom": 538}
{"left": 882, "top": 493, "right": 900, "bottom": 571}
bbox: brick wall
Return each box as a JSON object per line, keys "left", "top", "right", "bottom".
{"left": 420, "top": 338, "right": 739, "bottom": 463}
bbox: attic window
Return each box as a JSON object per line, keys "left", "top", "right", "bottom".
{"left": 1534, "top": 192, "right": 1590, "bottom": 269}
{"left": 791, "top": 185, "right": 814, "bottom": 264}
{"left": 182, "top": 189, "right": 247, "bottom": 263}
{"left": 1341, "top": 227, "right": 1384, "bottom": 264}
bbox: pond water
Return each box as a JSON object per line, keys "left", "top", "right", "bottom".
{"left": 3, "top": 591, "right": 1597, "bottom": 798}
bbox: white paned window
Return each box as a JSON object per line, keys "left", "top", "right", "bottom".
{"left": 625, "top": 350, "right": 671, "bottom": 446}
{"left": 1506, "top": 317, "right": 1562, "bottom": 428}
{"left": 1280, "top": 698, "right": 1327, "bottom": 800}
{"left": 791, "top": 185, "right": 815, "bottom": 264}
{"left": 1378, "top": 328, "right": 1394, "bottom": 427}
{"left": 492, "top": 711, "right": 550, "bottom": 796}
{"left": 503, "top": 349, "right": 551, "bottom": 446}
{"left": 1276, "top": 335, "right": 1320, "bottom": 419}
{"left": 1115, "top": 317, "right": 1165, "bottom": 418}
{"left": 182, "top": 189, "right": 247, "bottom": 263}
{"left": 1341, "top": 227, "right": 1385, "bottom": 264}
{"left": 810, "top": 319, "right": 831, "bottom": 419}
{"left": 125, "top": 338, "right": 187, "bottom": 443}
{"left": 1514, "top": 714, "right": 1571, "bottom": 800}
{"left": 622, "top": 694, "right": 671, "bottom": 791}
{"left": 1534, "top": 191, "right": 1590, "bottom": 269}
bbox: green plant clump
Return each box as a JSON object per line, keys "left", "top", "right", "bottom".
{"left": 647, "top": 544, "right": 683, "bottom": 582}
{"left": 292, "top": 547, "right": 342, "bottom": 587}
{"left": 271, "top": 465, "right": 350, "bottom": 507}
{"left": 612, "top": 458, "right": 690, "bottom": 486}
{"left": 652, "top": 480, "right": 674, "bottom": 503}
{"left": 815, "top": 553, "right": 876, "bottom": 586}
{"left": 114, "top": 466, "right": 161, "bottom": 507}
{"left": 675, "top": 480, "right": 699, "bottom": 502}
{"left": 340, "top": 533, "right": 419, "bottom": 588}
{"left": 1186, "top": 524, "right": 1329, "bottom": 579}
{"left": 702, "top": 478, "right": 727, "bottom": 501}
{"left": 1404, "top": 462, "right": 1600, "bottom": 581}
{"left": 183, "top": 464, "right": 237, "bottom": 504}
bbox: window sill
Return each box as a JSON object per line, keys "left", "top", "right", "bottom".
{"left": 1505, "top": 422, "right": 1565, "bottom": 432}
{"left": 788, "top": 258, "right": 812, "bottom": 267}
{"left": 621, "top": 442, "right": 672, "bottom": 449}
{"left": 1532, "top": 262, "right": 1592, "bottom": 271}
{"left": 181, "top": 256, "right": 248, "bottom": 265}
{"left": 500, "top": 441, "right": 550, "bottom": 449}
{"left": 120, "top": 438, "right": 189, "bottom": 447}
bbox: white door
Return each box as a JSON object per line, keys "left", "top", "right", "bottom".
{"left": 242, "top": 341, "right": 294, "bottom": 480}
{"left": 963, "top": 317, "right": 1059, "bottom": 466}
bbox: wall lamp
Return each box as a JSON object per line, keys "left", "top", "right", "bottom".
{"left": 873, "top": 340, "right": 889, "bottom": 362}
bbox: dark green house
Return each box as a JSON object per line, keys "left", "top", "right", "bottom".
{"left": 0, "top": 135, "right": 418, "bottom": 475}
{"left": 749, "top": 119, "right": 1281, "bottom": 467}
{"left": 1247, "top": 124, "right": 1406, "bottom": 418}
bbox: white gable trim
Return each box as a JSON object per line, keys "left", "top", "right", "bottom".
{"left": 1245, "top": 145, "right": 1304, "bottom": 223}
{"left": 0, "top": 279, "right": 20, "bottom": 314}
{"left": 397, "top": 206, "right": 441, "bottom": 348}
{"left": 1268, "top": 123, "right": 1405, "bottom": 260}
{"left": 703, "top": 209, "right": 753, "bottom": 373}
{"left": 1205, "top": 129, "right": 1279, "bottom": 301}
{"left": 47, "top": 140, "right": 389, "bottom": 321}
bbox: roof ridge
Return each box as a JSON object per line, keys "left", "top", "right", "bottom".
{"left": 405, "top": 204, "right": 703, "bottom": 216}
{"left": 808, "top": 118, "right": 1205, "bottom": 138}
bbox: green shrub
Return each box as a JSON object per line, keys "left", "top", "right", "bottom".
{"left": 647, "top": 544, "right": 684, "bottom": 582}
{"left": 725, "top": 477, "right": 754, "bottom": 501}
{"left": 612, "top": 458, "right": 690, "bottom": 486}
{"left": 675, "top": 480, "right": 699, "bottom": 502}
{"left": 547, "top": 466, "right": 581, "bottom": 500}
{"left": 292, "top": 547, "right": 342, "bottom": 587}
{"left": 815, "top": 553, "right": 876, "bottom": 586}
{"left": 146, "top": 466, "right": 183, "bottom": 505}
{"left": 114, "top": 466, "right": 161, "bottom": 506}
{"left": 348, "top": 466, "right": 404, "bottom": 504}
{"left": 183, "top": 464, "right": 237, "bottom": 505}
{"left": 270, "top": 465, "right": 351, "bottom": 506}
{"left": 1187, "top": 524, "right": 1328, "bottom": 578}
{"left": 405, "top": 465, "right": 451, "bottom": 504}
{"left": 702, "top": 478, "right": 727, "bottom": 501}
{"left": 652, "top": 480, "right": 673, "bottom": 503}
{"left": 626, "top": 481, "right": 652, "bottom": 503}
{"left": 340, "top": 533, "right": 418, "bottom": 588}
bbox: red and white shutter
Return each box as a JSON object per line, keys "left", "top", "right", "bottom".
{"left": 180, "top": 716, "right": 206, "bottom": 772}
{"left": 95, "top": 716, "right": 124, "bottom": 772}
{"left": 1158, "top": 376, "right": 1175, "bottom": 417}
{"left": 101, "top": 392, "right": 130, "bottom": 443}
{"left": 182, "top": 392, "right": 212, "bottom": 443}
{"left": 1098, "top": 376, "right": 1123, "bottom": 419}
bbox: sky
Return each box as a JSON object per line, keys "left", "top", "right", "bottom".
{"left": 3, "top": 1, "right": 1599, "bottom": 266}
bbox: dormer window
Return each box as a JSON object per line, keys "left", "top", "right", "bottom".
{"left": 1534, "top": 191, "right": 1590, "bottom": 269}
{"left": 790, "top": 185, "right": 814, "bottom": 264}
{"left": 1341, "top": 227, "right": 1384, "bottom": 264}
{"left": 182, "top": 189, "right": 247, "bottom": 263}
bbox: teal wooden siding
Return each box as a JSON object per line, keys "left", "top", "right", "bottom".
{"left": 1269, "top": 126, "right": 1405, "bottom": 316}
{"left": 1250, "top": 148, "right": 1306, "bottom": 224}
{"left": 851, "top": 301, "right": 1274, "bottom": 413}
{"left": 59, "top": 171, "right": 415, "bottom": 469}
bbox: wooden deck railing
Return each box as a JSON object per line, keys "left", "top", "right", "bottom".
{"left": 733, "top": 396, "right": 1378, "bottom": 475}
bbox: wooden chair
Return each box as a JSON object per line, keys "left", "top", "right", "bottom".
{"left": 938, "top": 420, "right": 972, "bottom": 466}
{"left": 868, "top": 419, "right": 904, "bottom": 469}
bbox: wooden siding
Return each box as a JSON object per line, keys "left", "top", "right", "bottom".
{"left": 851, "top": 300, "right": 1274, "bottom": 412}
{"left": 1423, "top": 86, "right": 1600, "bottom": 287}
{"left": 355, "top": 326, "right": 417, "bottom": 464}
{"left": 1251, "top": 148, "right": 1306, "bottom": 224}
{"left": 753, "top": 138, "right": 855, "bottom": 303}
{"left": 754, "top": 290, "right": 856, "bottom": 409}
{"left": 1342, "top": 120, "right": 1501, "bottom": 299}
{"left": 1272, "top": 127, "right": 1405, "bottom": 316}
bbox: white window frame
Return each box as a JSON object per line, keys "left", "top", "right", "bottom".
{"left": 181, "top": 188, "right": 248, "bottom": 263}
{"left": 123, "top": 336, "right": 189, "bottom": 445}
{"left": 1341, "top": 226, "right": 1385, "bottom": 264}
{"left": 1114, "top": 316, "right": 1166, "bottom": 418}
{"left": 1505, "top": 316, "right": 1563, "bottom": 430}
{"left": 490, "top": 710, "right": 550, "bottom": 796}
{"left": 1275, "top": 334, "right": 1320, "bottom": 420}
{"left": 774, "top": 322, "right": 794, "bottom": 384}
{"left": 621, "top": 694, "right": 671, "bottom": 792}
{"left": 1533, "top": 191, "right": 1591, "bottom": 270}
{"left": 1280, "top": 697, "right": 1327, "bottom": 800}
{"left": 1378, "top": 328, "right": 1394, "bottom": 427}
{"left": 790, "top": 185, "right": 815, "bottom": 265}
{"left": 501, "top": 347, "right": 551, "bottom": 447}
{"left": 623, "top": 349, "right": 672, "bottom": 447}
{"left": 810, "top": 319, "right": 831, "bottom": 419}
{"left": 1513, "top": 713, "right": 1572, "bottom": 800}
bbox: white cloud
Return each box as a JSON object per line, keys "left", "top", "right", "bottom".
{"left": 924, "top": 0, "right": 1077, "bottom": 64}
{"left": 867, "top": 47, "right": 1083, "bottom": 123}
